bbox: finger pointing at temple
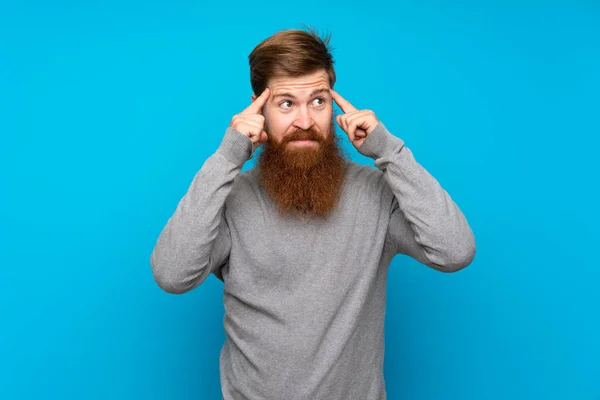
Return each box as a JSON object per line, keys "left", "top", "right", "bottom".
{"left": 230, "top": 87, "right": 271, "bottom": 149}
{"left": 330, "top": 88, "right": 379, "bottom": 149}
{"left": 242, "top": 87, "right": 271, "bottom": 115}
{"left": 330, "top": 89, "right": 357, "bottom": 113}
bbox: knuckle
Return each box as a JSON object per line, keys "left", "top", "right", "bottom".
{"left": 231, "top": 115, "right": 243, "bottom": 126}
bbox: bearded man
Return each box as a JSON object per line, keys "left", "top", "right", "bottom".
{"left": 151, "top": 28, "right": 476, "bottom": 400}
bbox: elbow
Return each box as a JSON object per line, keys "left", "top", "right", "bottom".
{"left": 433, "top": 234, "right": 477, "bottom": 273}
{"left": 153, "top": 277, "right": 192, "bottom": 295}
{"left": 440, "top": 245, "right": 476, "bottom": 273}
{"left": 150, "top": 252, "right": 195, "bottom": 295}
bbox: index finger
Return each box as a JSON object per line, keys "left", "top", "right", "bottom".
{"left": 330, "top": 89, "right": 357, "bottom": 113}
{"left": 242, "top": 87, "right": 270, "bottom": 115}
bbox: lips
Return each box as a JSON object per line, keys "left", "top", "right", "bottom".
{"left": 285, "top": 134, "right": 320, "bottom": 144}
{"left": 287, "top": 139, "right": 318, "bottom": 146}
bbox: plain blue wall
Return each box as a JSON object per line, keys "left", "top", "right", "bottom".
{"left": 1, "top": 0, "right": 598, "bottom": 399}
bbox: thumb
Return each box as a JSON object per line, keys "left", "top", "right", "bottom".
{"left": 258, "top": 131, "right": 268, "bottom": 144}
{"left": 254, "top": 131, "right": 268, "bottom": 149}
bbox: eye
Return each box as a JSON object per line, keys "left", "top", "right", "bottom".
{"left": 312, "top": 97, "right": 326, "bottom": 107}
{"left": 279, "top": 100, "right": 293, "bottom": 109}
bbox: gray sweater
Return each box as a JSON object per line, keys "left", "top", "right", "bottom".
{"left": 150, "top": 122, "right": 476, "bottom": 400}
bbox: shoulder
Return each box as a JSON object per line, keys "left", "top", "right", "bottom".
{"left": 235, "top": 167, "right": 260, "bottom": 188}
{"left": 226, "top": 167, "right": 261, "bottom": 206}
{"left": 343, "top": 159, "right": 394, "bottom": 202}
{"left": 344, "top": 159, "right": 385, "bottom": 187}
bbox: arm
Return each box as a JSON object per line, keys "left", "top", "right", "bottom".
{"left": 151, "top": 88, "right": 271, "bottom": 293}
{"left": 358, "top": 123, "right": 476, "bottom": 272}
{"left": 150, "top": 128, "right": 253, "bottom": 293}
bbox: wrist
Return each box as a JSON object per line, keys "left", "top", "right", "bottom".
{"left": 216, "top": 127, "right": 254, "bottom": 166}
{"left": 357, "top": 122, "right": 404, "bottom": 159}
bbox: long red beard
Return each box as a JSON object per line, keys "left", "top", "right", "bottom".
{"left": 257, "top": 121, "right": 346, "bottom": 219}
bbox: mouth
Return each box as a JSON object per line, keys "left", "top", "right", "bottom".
{"left": 288, "top": 139, "right": 319, "bottom": 147}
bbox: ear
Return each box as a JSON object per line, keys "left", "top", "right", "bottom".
{"left": 251, "top": 94, "right": 257, "bottom": 102}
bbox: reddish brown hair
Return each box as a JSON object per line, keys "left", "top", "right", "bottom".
{"left": 258, "top": 117, "right": 346, "bottom": 219}
{"left": 248, "top": 28, "right": 336, "bottom": 95}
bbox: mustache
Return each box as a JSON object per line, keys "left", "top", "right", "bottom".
{"left": 276, "top": 128, "right": 324, "bottom": 146}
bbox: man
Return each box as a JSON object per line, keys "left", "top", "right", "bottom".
{"left": 151, "top": 28, "right": 476, "bottom": 400}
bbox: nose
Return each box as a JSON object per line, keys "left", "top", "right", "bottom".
{"left": 293, "top": 106, "right": 314, "bottom": 130}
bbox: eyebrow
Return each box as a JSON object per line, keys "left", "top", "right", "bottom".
{"left": 272, "top": 87, "right": 330, "bottom": 100}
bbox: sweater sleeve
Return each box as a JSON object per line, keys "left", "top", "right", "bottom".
{"left": 357, "top": 122, "right": 476, "bottom": 272}
{"left": 150, "top": 128, "right": 254, "bottom": 293}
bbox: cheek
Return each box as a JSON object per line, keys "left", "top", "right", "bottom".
{"left": 266, "top": 114, "right": 293, "bottom": 139}
{"left": 316, "top": 111, "right": 333, "bottom": 132}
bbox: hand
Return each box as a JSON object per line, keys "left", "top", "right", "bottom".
{"left": 230, "top": 87, "right": 270, "bottom": 150}
{"left": 331, "top": 89, "right": 379, "bottom": 149}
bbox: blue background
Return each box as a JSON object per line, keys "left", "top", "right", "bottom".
{"left": 1, "top": 0, "right": 598, "bottom": 399}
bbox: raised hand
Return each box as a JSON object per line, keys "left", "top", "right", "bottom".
{"left": 230, "top": 87, "right": 270, "bottom": 150}
{"left": 331, "top": 89, "right": 379, "bottom": 149}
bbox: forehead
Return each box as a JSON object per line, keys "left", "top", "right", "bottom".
{"left": 268, "top": 70, "right": 330, "bottom": 96}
